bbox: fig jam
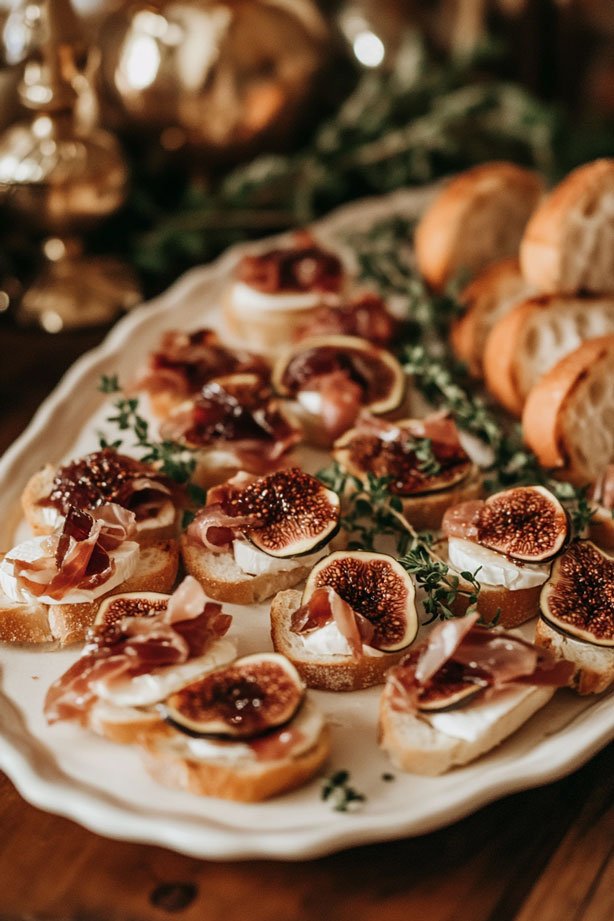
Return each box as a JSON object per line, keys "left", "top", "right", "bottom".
{"left": 281, "top": 346, "right": 395, "bottom": 403}
{"left": 150, "top": 329, "right": 268, "bottom": 392}
{"left": 347, "top": 432, "right": 470, "bottom": 495}
{"left": 237, "top": 234, "right": 343, "bottom": 294}
{"left": 184, "top": 380, "right": 294, "bottom": 446}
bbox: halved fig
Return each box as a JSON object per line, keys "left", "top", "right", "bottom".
{"left": 94, "top": 591, "right": 170, "bottom": 628}
{"left": 333, "top": 420, "right": 473, "bottom": 496}
{"left": 302, "top": 550, "right": 418, "bottom": 651}
{"left": 163, "top": 653, "right": 305, "bottom": 739}
{"left": 475, "top": 486, "right": 568, "bottom": 562}
{"left": 272, "top": 335, "right": 406, "bottom": 416}
{"left": 540, "top": 541, "right": 614, "bottom": 648}
{"left": 417, "top": 683, "right": 485, "bottom": 712}
{"left": 223, "top": 467, "right": 340, "bottom": 558}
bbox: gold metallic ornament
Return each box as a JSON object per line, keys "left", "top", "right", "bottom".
{"left": 97, "top": 0, "right": 330, "bottom": 160}
{"left": 0, "top": 0, "right": 141, "bottom": 330}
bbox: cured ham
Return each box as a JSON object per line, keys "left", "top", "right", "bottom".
{"left": 44, "top": 576, "right": 231, "bottom": 724}
{"left": 41, "top": 449, "right": 174, "bottom": 522}
{"left": 390, "top": 613, "right": 574, "bottom": 712}
{"left": 10, "top": 505, "right": 137, "bottom": 602}
{"left": 138, "top": 328, "right": 269, "bottom": 400}
{"left": 295, "top": 294, "right": 397, "bottom": 346}
{"left": 441, "top": 500, "right": 483, "bottom": 539}
{"left": 291, "top": 586, "right": 375, "bottom": 658}
{"left": 236, "top": 232, "right": 343, "bottom": 294}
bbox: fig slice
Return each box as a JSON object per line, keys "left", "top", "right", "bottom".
{"left": 223, "top": 467, "right": 340, "bottom": 558}
{"left": 95, "top": 592, "right": 170, "bottom": 628}
{"left": 417, "top": 683, "right": 485, "bottom": 712}
{"left": 163, "top": 653, "right": 305, "bottom": 739}
{"left": 302, "top": 550, "right": 418, "bottom": 652}
{"left": 475, "top": 485, "right": 568, "bottom": 562}
{"left": 540, "top": 540, "right": 614, "bottom": 648}
{"left": 272, "top": 335, "right": 406, "bottom": 416}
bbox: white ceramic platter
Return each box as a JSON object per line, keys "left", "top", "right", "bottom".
{"left": 0, "top": 186, "right": 612, "bottom": 861}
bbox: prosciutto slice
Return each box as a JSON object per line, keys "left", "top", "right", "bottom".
{"left": 295, "top": 294, "right": 397, "bottom": 346}
{"left": 10, "top": 505, "right": 137, "bottom": 602}
{"left": 290, "top": 586, "right": 375, "bottom": 659}
{"left": 390, "top": 613, "right": 574, "bottom": 713}
{"left": 44, "top": 576, "right": 231, "bottom": 724}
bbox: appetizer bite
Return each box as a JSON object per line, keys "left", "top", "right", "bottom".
{"left": 224, "top": 231, "right": 346, "bottom": 353}
{"left": 451, "top": 258, "right": 534, "bottom": 379}
{"left": 139, "top": 653, "right": 330, "bottom": 802}
{"left": 438, "top": 486, "right": 570, "bottom": 627}
{"left": 22, "top": 448, "right": 179, "bottom": 542}
{"left": 520, "top": 158, "right": 614, "bottom": 295}
{"left": 333, "top": 414, "right": 483, "bottom": 530}
{"left": 270, "top": 550, "right": 419, "bottom": 691}
{"left": 484, "top": 294, "right": 614, "bottom": 417}
{"left": 536, "top": 541, "right": 613, "bottom": 694}
{"left": 44, "top": 576, "right": 236, "bottom": 742}
{"left": 136, "top": 328, "right": 269, "bottom": 419}
{"left": 0, "top": 505, "right": 179, "bottom": 645}
{"left": 415, "top": 162, "right": 544, "bottom": 292}
{"left": 379, "top": 613, "right": 574, "bottom": 775}
{"left": 160, "top": 372, "right": 301, "bottom": 487}
{"left": 182, "top": 468, "right": 341, "bottom": 604}
{"left": 589, "top": 466, "right": 614, "bottom": 551}
{"left": 523, "top": 336, "right": 614, "bottom": 485}
{"left": 294, "top": 292, "right": 399, "bottom": 347}
{"left": 272, "top": 335, "right": 406, "bottom": 446}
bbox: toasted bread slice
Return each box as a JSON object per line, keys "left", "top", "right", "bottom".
{"left": 451, "top": 258, "right": 535, "bottom": 378}
{"left": 484, "top": 295, "right": 614, "bottom": 416}
{"left": 415, "top": 163, "right": 544, "bottom": 292}
{"left": 522, "top": 336, "right": 614, "bottom": 484}
{"left": 398, "top": 467, "right": 484, "bottom": 531}
{"left": 88, "top": 701, "right": 164, "bottom": 744}
{"left": 180, "top": 535, "right": 314, "bottom": 605}
{"left": 270, "top": 588, "right": 408, "bottom": 691}
{"left": 378, "top": 681, "right": 555, "bottom": 775}
{"left": 0, "top": 539, "right": 179, "bottom": 646}
{"left": 520, "top": 158, "right": 614, "bottom": 294}
{"left": 22, "top": 464, "right": 179, "bottom": 543}
{"left": 534, "top": 618, "right": 613, "bottom": 695}
{"left": 139, "top": 700, "right": 330, "bottom": 801}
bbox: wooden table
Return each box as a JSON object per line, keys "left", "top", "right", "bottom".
{"left": 0, "top": 323, "right": 612, "bottom": 921}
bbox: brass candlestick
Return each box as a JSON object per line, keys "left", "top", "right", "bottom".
{"left": 0, "top": 0, "right": 141, "bottom": 331}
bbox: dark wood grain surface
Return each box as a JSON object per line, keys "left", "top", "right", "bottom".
{"left": 0, "top": 323, "right": 612, "bottom": 921}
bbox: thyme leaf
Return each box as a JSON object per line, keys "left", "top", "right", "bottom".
{"left": 321, "top": 770, "right": 366, "bottom": 812}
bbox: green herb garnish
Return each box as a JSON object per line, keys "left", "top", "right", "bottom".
{"left": 321, "top": 770, "right": 366, "bottom": 812}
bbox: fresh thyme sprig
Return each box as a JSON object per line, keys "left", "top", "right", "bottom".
{"left": 321, "top": 770, "right": 366, "bottom": 812}
{"left": 96, "top": 376, "right": 204, "bottom": 504}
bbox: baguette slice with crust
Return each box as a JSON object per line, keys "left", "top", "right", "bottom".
{"left": 0, "top": 539, "right": 179, "bottom": 646}
{"left": 534, "top": 618, "right": 613, "bottom": 695}
{"left": 451, "top": 258, "right": 535, "bottom": 378}
{"left": 378, "top": 681, "right": 554, "bottom": 776}
{"left": 522, "top": 336, "right": 614, "bottom": 484}
{"left": 270, "top": 588, "right": 408, "bottom": 691}
{"left": 520, "top": 158, "right": 614, "bottom": 294}
{"left": 398, "top": 467, "right": 484, "bottom": 532}
{"left": 484, "top": 295, "right": 614, "bottom": 416}
{"left": 22, "top": 464, "right": 179, "bottom": 542}
{"left": 415, "top": 163, "right": 544, "bottom": 292}
{"left": 139, "top": 700, "right": 330, "bottom": 802}
{"left": 180, "top": 535, "right": 314, "bottom": 605}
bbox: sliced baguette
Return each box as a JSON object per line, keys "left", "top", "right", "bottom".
{"left": 22, "top": 464, "right": 179, "bottom": 542}
{"left": 378, "top": 681, "right": 555, "bottom": 775}
{"left": 139, "top": 701, "right": 330, "bottom": 801}
{"left": 0, "top": 539, "right": 179, "bottom": 646}
{"left": 534, "top": 618, "right": 613, "bottom": 695}
{"left": 484, "top": 295, "right": 614, "bottom": 416}
{"left": 589, "top": 507, "right": 614, "bottom": 551}
{"left": 180, "top": 535, "right": 313, "bottom": 605}
{"left": 522, "top": 336, "right": 614, "bottom": 484}
{"left": 398, "top": 467, "right": 484, "bottom": 532}
{"left": 415, "top": 163, "right": 544, "bottom": 292}
{"left": 520, "top": 158, "right": 614, "bottom": 294}
{"left": 431, "top": 539, "right": 542, "bottom": 628}
{"left": 451, "top": 258, "right": 535, "bottom": 378}
{"left": 270, "top": 588, "right": 407, "bottom": 691}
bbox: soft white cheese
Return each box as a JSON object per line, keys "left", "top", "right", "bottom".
{"left": 0, "top": 536, "right": 140, "bottom": 605}
{"left": 40, "top": 505, "right": 62, "bottom": 529}
{"left": 296, "top": 390, "right": 323, "bottom": 416}
{"left": 170, "top": 699, "right": 325, "bottom": 764}
{"left": 230, "top": 281, "right": 323, "bottom": 313}
{"left": 448, "top": 537, "right": 551, "bottom": 590}
{"left": 422, "top": 686, "right": 535, "bottom": 742}
{"left": 93, "top": 638, "right": 237, "bottom": 707}
{"left": 232, "top": 539, "right": 328, "bottom": 576}
{"left": 299, "top": 620, "right": 384, "bottom": 658}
